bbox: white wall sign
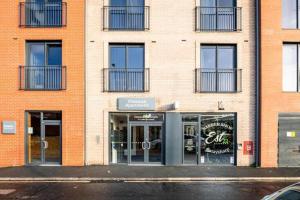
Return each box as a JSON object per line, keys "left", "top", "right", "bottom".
{"left": 2, "top": 121, "right": 16, "bottom": 134}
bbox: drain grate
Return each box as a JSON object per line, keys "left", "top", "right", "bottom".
{"left": 0, "top": 189, "right": 16, "bottom": 195}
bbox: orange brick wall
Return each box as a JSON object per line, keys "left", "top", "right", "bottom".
{"left": 260, "top": 0, "right": 300, "bottom": 167}
{"left": 0, "top": 1, "right": 85, "bottom": 167}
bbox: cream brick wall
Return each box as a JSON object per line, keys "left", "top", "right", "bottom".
{"left": 85, "top": 0, "right": 256, "bottom": 166}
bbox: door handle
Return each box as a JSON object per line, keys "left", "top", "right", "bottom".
{"left": 43, "top": 141, "right": 48, "bottom": 149}
{"left": 147, "top": 141, "right": 151, "bottom": 150}
{"left": 142, "top": 142, "right": 145, "bottom": 150}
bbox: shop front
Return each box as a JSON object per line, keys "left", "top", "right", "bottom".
{"left": 109, "top": 111, "right": 237, "bottom": 166}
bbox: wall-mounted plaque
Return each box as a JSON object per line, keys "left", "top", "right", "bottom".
{"left": 117, "top": 98, "right": 155, "bottom": 111}
{"left": 2, "top": 121, "right": 16, "bottom": 134}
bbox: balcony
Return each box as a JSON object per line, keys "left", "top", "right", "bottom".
{"left": 103, "top": 6, "right": 149, "bottom": 31}
{"left": 196, "top": 7, "right": 242, "bottom": 32}
{"left": 103, "top": 68, "right": 150, "bottom": 92}
{"left": 195, "top": 68, "right": 242, "bottom": 93}
{"left": 19, "top": 66, "right": 66, "bottom": 90}
{"left": 19, "top": 2, "right": 67, "bottom": 27}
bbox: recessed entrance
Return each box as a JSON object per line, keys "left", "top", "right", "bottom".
{"left": 110, "top": 113, "right": 164, "bottom": 165}
{"left": 26, "top": 112, "right": 62, "bottom": 165}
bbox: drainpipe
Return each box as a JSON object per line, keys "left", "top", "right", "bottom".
{"left": 255, "top": 0, "right": 261, "bottom": 167}
{"left": 84, "top": 0, "right": 87, "bottom": 166}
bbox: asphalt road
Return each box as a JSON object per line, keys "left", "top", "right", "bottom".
{"left": 0, "top": 181, "right": 295, "bottom": 200}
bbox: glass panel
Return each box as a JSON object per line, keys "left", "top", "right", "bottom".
{"left": 182, "top": 115, "right": 199, "bottom": 122}
{"left": 109, "top": 46, "right": 126, "bottom": 91}
{"left": 200, "top": 0, "right": 216, "bottom": 7}
{"left": 217, "top": 0, "right": 234, "bottom": 7}
{"left": 148, "top": 126, "right": 162, "bottom": 163}
{"left": 283, "top": 44, "right": 298, "bottom": 92}
{"left": 184, "top": 124, "right": 198, "bottom": 164}
{"left": 275, "top": 190, "right": 300, "bottom": 200}
{"left": 28, "top": 44, "right": 45, "bottom": 66}
{"left": 201, "top": 46, "right": 217, "bottom": 91}
{"left": 27, "top": 112, "right": 41, "bottom": 164}
{"left": 44, "top": 125, "right": 61, "bottom": 163}
{"left": 201, "top": 114, "right": 235, "bottom": 165}
{"left": 131, "top": 126, "right": 145, "bottom": 163}
{"left": 282, "top": 0, "right": 297, "bottom": 29}
{"left": 111, "top": 0, "right": 126, "bottom": 6}
{"left": 127, "top": 46, "right": 144, "bottom": 91}
{"left": 47, "top": 44, "right": 62, "bottom": 65}
{"left": 110, "top": 114, "right": 128, "bottom": 164}
{"left": 43, "top": 112, "right": 62, "bottom": 120}
{"left": 217, "top": 46, "right": 236, "bottom": 92}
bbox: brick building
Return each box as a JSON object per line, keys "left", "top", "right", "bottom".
{"left": 0, "top": 0, "right": 85, "bottom": 167}
{"left": 85, "top": 0, "right": 256, "bottom": 166}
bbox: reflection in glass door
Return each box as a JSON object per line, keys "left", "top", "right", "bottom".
{"left": 148, "top": 126, "right": 162, "bottom": 163}
{"left": 131, "top": 126, "right": 145, "bottom": 163}
{"left": 130, "top": 124, "right": 162, "bottom": 164}
{"left": 43, "top": 123, "right": 61, "bottom": 164}
{"left": 183, "top": 123, "right": 199, "bottom": 164}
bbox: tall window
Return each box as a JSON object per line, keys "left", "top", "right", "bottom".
{"left": 198, "top": 0, "right": 239, "bottom": 31}
{"left": 109, "top": 0, "right": 145, "bottom": 30}
{"left": 282, "top": 0, "right": 299, "bottom": 29}
{"left": 283, "top": 44, "right": 299, "bottom": 92}
{"left": 109, "top": 44, "right": 145, "bottom": 91}
{"left": 200, "top": 45, "right": 237, "bottom": 92}
{"left": 25, "top": 41, "right": 62, "bottom": 90}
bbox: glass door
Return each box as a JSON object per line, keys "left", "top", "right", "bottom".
{"left": 129, "top": 124, "right": 163, "bottom": 164}
{"left": 183, "top": 123, "right": 199, "bottom": 164}
{"left": 41, "top": 121, "right": 61, "bottom": 164}
{"left": 130, "top": 125, "right": 145, "bottom": 163}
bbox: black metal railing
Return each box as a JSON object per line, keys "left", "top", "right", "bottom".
{"left": 19, "top": 66, "right": 66, "bottom": 90}
{"left": 103, "top": 68, "right": 150, "bottom": 92}
{"left": 19, "top": 2, "right": 67, "bottom": 27}
{"left": 196, "top": 7, "right": 242, "bottom": 31}
{"left": 103, "top": 6, "right": 149, "bottom": 30}
{"left": 196, "top": 68, "right": 242, "bottom": 93}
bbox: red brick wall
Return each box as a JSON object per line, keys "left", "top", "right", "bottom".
{"left": 0, "top": 0, "right": 85, "bottom": 167}
{"left": 260, "top": 0, "right": 300, "bottom": 167}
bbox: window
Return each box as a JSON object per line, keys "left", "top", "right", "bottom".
{"left": 199, "top": 45, "right": 238, "bottom": 92}
{"left": 283, "top": 44, "right": 299, "bottom": 92}
{"left": 282, "top": 0, "right": 299, "bottom": 29}
{"left": 23, "top": 41, "right": 63, "bottom": 90}
{"left": 198, "top": 0, "right": 240, "bottom": 31}
{"left": 108, "top": 0, "right": 146, "bottom": 30}
{"left": 21, "top": 0, "right": 65, "bottom": 27}
{"left": 108, "top": 44, "right": 145, "bottom": 91}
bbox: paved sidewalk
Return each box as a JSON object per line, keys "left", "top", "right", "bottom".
{"left": 0, "top": 166, "right": 299, "bottom": 182}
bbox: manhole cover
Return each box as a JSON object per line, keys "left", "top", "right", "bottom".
{"left": 0, "top": 189, "right": 16, "bottom": 195}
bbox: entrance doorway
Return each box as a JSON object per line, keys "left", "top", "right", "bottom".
{"left": 130, "top": 124, "right": 162, "bottom": 164}
{"left": 110, "top": 113, "right": 164, "bottom": 165}
{"left": 26, "top": 112, "right": 62, "bottom": 165}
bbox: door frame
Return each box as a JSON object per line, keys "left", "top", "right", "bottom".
{"left": 182, "top": 122, "right": 200, "bottom": 165}
{"left": 41, "top": 120, "right": 62, "bottom": 165}
{"left": 128, "top": 122, "right": 163, "bottom": 165}
{"left": 25, "top": 111, "right": 62, "bottom": 166}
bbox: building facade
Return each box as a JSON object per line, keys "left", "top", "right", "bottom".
{"left": 0, "top": 0, "right": 85, "bottom": 167}
{"left": 86, "top": 0, "right": 256, "bottom": 166}
{"left": 260, "top": 0, "right": 300, "bottom": 167}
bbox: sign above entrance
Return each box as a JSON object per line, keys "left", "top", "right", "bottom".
{"left": 117, "top": 98, "right": 155, "bottom": 111}
{"left": 2, "top": 121, "right": 16, "bottom": 134}
{"left": 129, "top": 113, "right": 164, "bottom": 122}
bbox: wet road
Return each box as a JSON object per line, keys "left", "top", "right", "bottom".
{"left": 0, "top": 181, "right": 294, "bottom": 200}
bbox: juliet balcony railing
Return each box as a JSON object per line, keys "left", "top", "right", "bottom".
{"left": 196, "top": 7, "right": 242, "bottom": 32}
{"left": 19, "top": 66, "right": 66, "bottom": 90}
{"left": 19, "top": 2, "right": 67, "bottom": 27}
{"left": 195, "top": 68, "right": 242, "bottom": 93}
{"left": 103, "top": 68, "right": 150, "bottom": 92}
{"left": 103, "top": 6, "right": 150, "bottom": 30}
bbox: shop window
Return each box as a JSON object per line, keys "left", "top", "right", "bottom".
{"left": 200, "top": 114, "right": 235, "bottom": 165}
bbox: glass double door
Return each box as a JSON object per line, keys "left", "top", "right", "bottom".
{"left": 129, "top": 124, "right": 162, "bottom": 164}
{"left": 28, "top": 120, "right": 61, "bottom": 165}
